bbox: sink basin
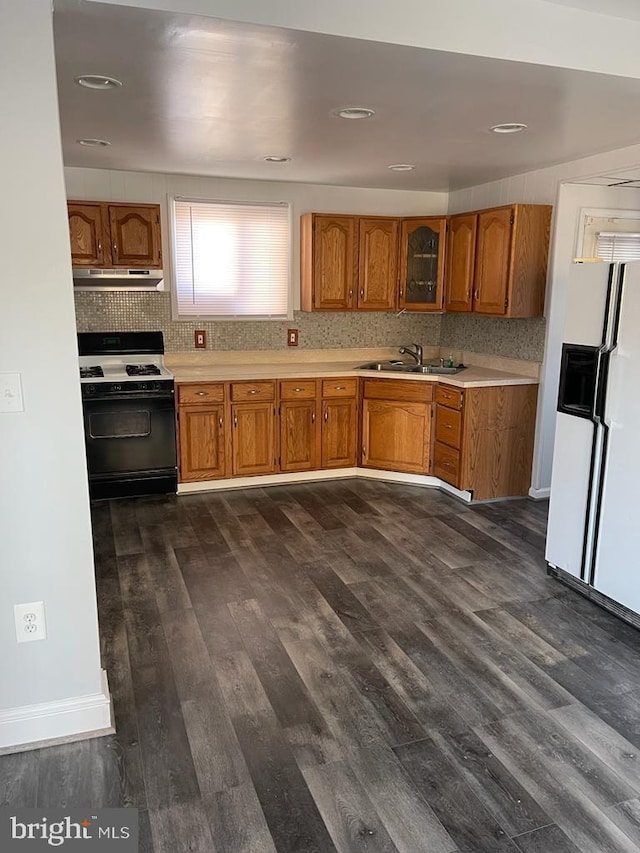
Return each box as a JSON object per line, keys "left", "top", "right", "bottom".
{"left": 357, "top": 361, "right": 466, "bottom": 375}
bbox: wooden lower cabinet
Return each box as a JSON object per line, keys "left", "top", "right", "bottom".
{"left": 178, "top": 404, "right": 226, "bottom": 482}
{"left": 361, "top": 379, "right": 434, "bottom": 475}
{"left": 435, "top": 382, "right": 537, "bottom": 499}
{"left": 322, "top": 399, "right": 358, "bottom": 468}
{"left": 232, "top": 402, "right": 277, "bottom": 476}
{"left": 280, "top": 400, "right": 318, "bottom": 472}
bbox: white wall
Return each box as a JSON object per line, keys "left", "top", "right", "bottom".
{"left": 91, "top": 0, "right": 640, "bottom": 79}
{"left": 0, "top": 0, "right": 109, "bottom": 745}
{"left": 64, "top": 167, "right": 447, "bottom": 309}
{"left": 448, "top": 148, "right": 640, "bottom": 495}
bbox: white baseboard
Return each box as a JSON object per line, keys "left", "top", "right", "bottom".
{"left": 178, "top": 468, "right": 474, "bottom": 502}
{"left": 529, "top": 486, "right": 551, "bottom": 500}
{"left": 0, "top": 669, "right": 114, "bottom": 754}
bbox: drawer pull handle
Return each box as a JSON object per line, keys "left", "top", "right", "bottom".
{"left": 444, "top": 424, "right": 452, "bottom": 429}
{"left": 195, "top": 391, "right": 208, "bottom": 396}
{"left": 293, "top": 387, "right": 304, "bottom": 392}
{"left": 248, "top": 389, "right": 261, "bottom": 395}
{"left": 335, "top": 385, "right": 347, "bottom": 390}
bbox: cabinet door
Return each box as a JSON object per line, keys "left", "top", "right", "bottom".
{"left": 358, "top": 218, "right": 399, "bottom": 310}
{"left": 321, "top": 399, "right": 357, "bottom": 468}
{"left": 445, "top": 214, "right": 476, "bottom": 312}
{"left": 280, "top": 400, "right": 318, "bottom": 472}
{"left": 178, "top": 404, "right": 226, "bottom": 482}
{"left": 474, "top": 207, "right": 513, "bottom": 315}
{"left": 398, "top": 217, "right": 446, "bottom": 311}
{"left": 232, "top": 402, "right": 276, "bottom": 476}
{"left": 68, "top": 202, "right": 106, "bottom": 267}
{"left": 313, "top": 215, "right": 357, "bottom": 310}
{"left": 108, "top": 204, "right": 162, "bottom": 268}
{"left": 362, "top": 399, "right": 431, "bottom": 474}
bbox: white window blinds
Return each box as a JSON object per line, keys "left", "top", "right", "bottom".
{"left": 595, "top": 232, "right": 640, "bottom": 263}
{"left": 172, "top": 198, "right": 290, "bottom": 318}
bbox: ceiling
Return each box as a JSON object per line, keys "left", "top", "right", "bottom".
{"left": 541, "top": 0, "right": 640, "bottom": 21}
{"left": 54, "top": 0, "right": 640, "bottom": 192}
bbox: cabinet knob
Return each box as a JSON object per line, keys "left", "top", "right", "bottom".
{"left": 311, "top": 412, "right": 316, "bottom": 423}
{"left": 219, "top": 416, "right": 223, "bottom": 429}
{"left": 349, "top": 289, "right": 353, "bottom": 297}
{"left": 113, "top": 243, "right": 118, "bottom": 254}
{"left": 324, "top": 411, "right": 328, "bottom": 422}
{"left": 474, "top": 289, "right": 479, "bottom": 301}
{"left": 233, "top": 415, "right": 238, "bottom": 427}
{"left": 97, "top": 239, "right": 102, "bottom": 252}
{"left": 444, "top": 424, "right": 452, "bottom": 429}
{"left": 360, "top": 289, "right": 364, "bottom": 297}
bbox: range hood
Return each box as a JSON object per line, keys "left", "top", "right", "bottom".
{"left": 73, "top": 268, "right": 165, "bottom": 292}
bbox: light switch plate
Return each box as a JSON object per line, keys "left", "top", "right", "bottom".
{"left": 0, "top": 373, "right": 24, "bottom": 413}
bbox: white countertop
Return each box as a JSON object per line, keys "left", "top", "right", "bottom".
{"left": 170, "top": 360, "right": 538, "bottom": 388}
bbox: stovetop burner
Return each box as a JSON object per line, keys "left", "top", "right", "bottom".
{"left": 125, "top": 364, "right": 162, "bottom": 376}
{"left": 80, "top": 365, "right": 104, "bottom": 379}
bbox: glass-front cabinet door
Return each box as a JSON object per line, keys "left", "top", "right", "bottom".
{"left": 398, "top": 217, "right": 446, "bottom": 311}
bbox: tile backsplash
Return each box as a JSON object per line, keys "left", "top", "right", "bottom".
{"left": 440, "top": 314, "right": 546, "bottom": 362}
{"left": 74, "top": 292, "right": 545, "bottom": 361}
{"left": 74, "top": 293, "right": 442, "bottom": 351}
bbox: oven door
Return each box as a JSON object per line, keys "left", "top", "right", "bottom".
{"left": 82, "top": 392, "right": 177, "bottom": 498}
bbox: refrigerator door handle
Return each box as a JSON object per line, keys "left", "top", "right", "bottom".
{"left": 592, "top": 348, "right": 611, "bottom": 424}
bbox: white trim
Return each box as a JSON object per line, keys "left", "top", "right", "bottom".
{"left": 178, "top": 467, "right": 474, "bottom": 502}
{"left": 529, "top": 486, "right": 551, "bottom": 500}
{"left": 0, "top": 670, "right": 114, "bottom": 753}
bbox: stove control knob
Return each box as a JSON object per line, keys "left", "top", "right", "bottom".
{"left": 85, "top": 384, "right": 95, "bottom": 395}
{"left": 139, "top": 382, "right": 148, "bottom": 391}
{"left": 113, "top": 383, "right": 122, "bottom": 392}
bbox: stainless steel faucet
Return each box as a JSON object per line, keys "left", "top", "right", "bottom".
{"left": 399, "top": 343, "right": 423, "bottom": 365}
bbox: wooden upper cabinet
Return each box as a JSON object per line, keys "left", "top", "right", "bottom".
{"left": 357, "top": 218, "right": 399, "bottom": 310}
{"left": 473, "top": 204, "right": 552, "bottom": 317}
{"left": 444, "top": 214, "right": 477, "bottom": 313}
{"left": 67, "top": 200, "right": 163, "bottom": 269}
{"left": 108, "top": 204, "right": 162, "bottom": 268}
{"left": 68, "top": 202, "right": 106, "bottom": 267}
{"left": 474, "top": 207, "right": 513, "bottom": 315}
{"left": 398, "top": 217, "right": 446, "bottom": 311}
{"left": 301, "top": 214, "right": 357, "bottom": 310}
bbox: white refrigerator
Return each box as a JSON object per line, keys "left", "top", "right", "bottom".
{"left": 546, "top": 260, "right": 640, "bottom": 624}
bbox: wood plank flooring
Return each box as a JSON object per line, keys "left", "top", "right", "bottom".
{"left": 4, "top": 479, "right": 640, "bottom": 852}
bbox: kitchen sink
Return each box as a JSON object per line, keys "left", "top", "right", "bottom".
{"left": 357, "top": 361, "right": 466, "bottom": 375}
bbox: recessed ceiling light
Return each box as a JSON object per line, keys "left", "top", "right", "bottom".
{"left": 77, "top": 138, "right": 111, "bottom": 147}
{"left": 263, "top": 156, "right": 291, "bottom": 163}
{"left": 338, "top": 107, "right": 375, "bottom": 120}
{"left": 74, "top": 75, "right": 122, "bottom": 90}
{"left": 489, "top": 123, "right": 528, "bottom": 134}
{"left": 388, "top": 164, "right": 415, "bottom": 171}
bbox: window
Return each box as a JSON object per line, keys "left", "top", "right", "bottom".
{"left": 172, "top": 197, "right": 290, "bottom": 319}
{"left": 595, "top": 232, "right": 640, "bottom": 262}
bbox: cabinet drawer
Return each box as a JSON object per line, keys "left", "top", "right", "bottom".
{"left": 231, "top": 381, "right": 275, "bottom": 402}
{"left": 436, "top": 405, "right": 462, "bottom": 449}
{"left": 280, "top": 379, "right": 317, "bottom": 400}
{"left": 434, "top": 442, "right": 461, "bottom": 486}
{"left": 363, "top": 378, "right": 434, "bottom": 403}
{"left": 321, "top": 378, "right": 358, "bottom": 398}
{"left": 178, "top": 383, "right": 224, "bottom": 405}
{"left": 436, "top": 384, "right": 463, "bottom": 410}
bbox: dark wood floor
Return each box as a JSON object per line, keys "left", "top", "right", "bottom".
{"left": 3, "top": 480, "right": 640, "bottom": 852}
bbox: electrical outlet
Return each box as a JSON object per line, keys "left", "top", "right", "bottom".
{"left": 287, "top": 329, "right": 299, "bottom": 347}
{"left": 194, "top": 330, "right": 207, "bottom": 349}
{"left": 14, "top": 601, "right": 47, "bottom": 643}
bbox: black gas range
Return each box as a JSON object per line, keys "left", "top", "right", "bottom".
{"left": 78, "top": 332, "right": 177, "bottom": 500}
